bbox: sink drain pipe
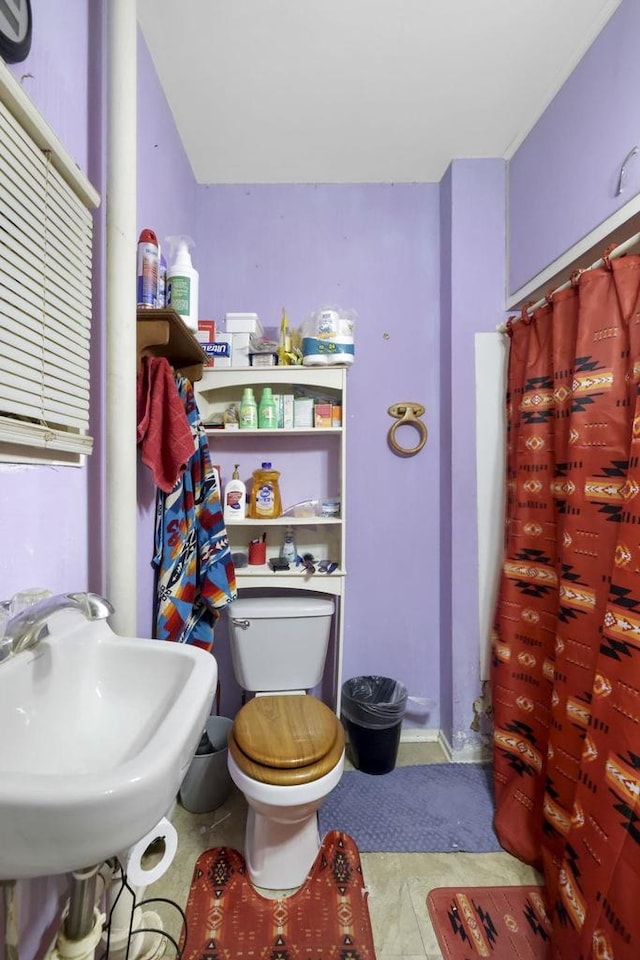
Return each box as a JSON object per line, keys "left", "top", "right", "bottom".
{"left": 46, "top": 865, "right": 105, "bottom": 960}
{"left": 45, "top": 860, "right": 169, "bottom": 960}
{"left": 1, "top": 880, "right": 19, "bottom": 960}
{"left": 66, "top": 866, "right": 101, "bottom": 941}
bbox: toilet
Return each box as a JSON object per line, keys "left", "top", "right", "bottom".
{"left": 226, "top": 595, "right": 345, "bottom": 890}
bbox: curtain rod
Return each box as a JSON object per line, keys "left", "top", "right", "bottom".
{"left": 498, "top": 228, "right": 640, "bottom": 332}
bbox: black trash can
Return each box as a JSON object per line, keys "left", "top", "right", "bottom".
{"left": 341, "top": 676, "right": 408, "bottom": 775}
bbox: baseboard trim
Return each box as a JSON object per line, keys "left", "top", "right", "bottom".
{"left": 438, "top": 729, "right": 453, "bottom": 760}
{"left": 400, "top": 728, "right": 441, "bottom": 744}
{"left": 366, "top": 726, "right": 491, "bottom": 763}
{"left": 450, "top": 740, "right": 492, "bottom": 763}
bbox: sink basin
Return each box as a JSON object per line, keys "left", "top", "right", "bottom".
{"left": 0, "top": 612, "right": 217, "bottom": 879}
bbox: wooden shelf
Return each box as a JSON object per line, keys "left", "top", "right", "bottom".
{"left": 204, "top": 427, "right": 342, "bottom": 437}
{"left": 137, "top": 308, "right": 207, "bottom": 382}
{"left": 233, "top": 568, "right": 345, "bottom": 596}
{"left": 225, "top": 516, "right": 341, "bottom": 526}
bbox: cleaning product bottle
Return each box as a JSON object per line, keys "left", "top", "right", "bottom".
{"left": 136, "top": 228, "right": 159, "bottom": 309}
{"left": 166, "top": 235, "right": 199, "bottom": 332}
{"left": 249, "top": 462, "right": 282, "bottom": 519}
{"left": 239, "top": 388, "right": 258, "bottom": 429}
{"left": 280, "top": 526, "right": 297, "bottom": 563}
{"left": 258, "top": 387, "right": 278, "bottom": 429}
{"left": 278, "top": 307, "right": 291, "bottom": 365}
{"left": 223, "top": 465, "right": 246, "bottom": 522}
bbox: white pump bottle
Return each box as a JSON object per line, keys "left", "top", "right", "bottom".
{"left": 223, "top": 465, "right": 247, "bottom": 523}
{"left": 166, "top": 235, "right": 199, "bottom": 332}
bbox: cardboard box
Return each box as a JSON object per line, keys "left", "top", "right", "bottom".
{"left": 197, "top": 320, "right": 216, "bottom": 367}
{"left": 283, "top": 394, "right": 294, "bottom": 429}
{"left": 273, "top": 394, "right": 284, "bottom": 429}
{"left": 314, "top": 403, "right": 332, "bottom": 428}
{"left": 294, "top": 397, "right": 314, "bottom": 428}
{"left": 249, "top": 352, "right": 278, "bottom": 367}
{"left": 224, "top": 312, "right": 264, "bottom": 336}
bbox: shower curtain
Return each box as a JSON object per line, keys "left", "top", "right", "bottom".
{"left": 492, "top": 255, "right": 640, "bottom": 960}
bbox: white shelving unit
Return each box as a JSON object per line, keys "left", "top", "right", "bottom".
{"left": 195, "top": 365, "right": 348, "bottom": 709}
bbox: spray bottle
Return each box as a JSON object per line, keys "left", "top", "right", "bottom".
{"left": 166, "top": 235, "right": 199, "bottom": 332}
{"left": 136, "top": 228, "right": 159, "bottom": 309}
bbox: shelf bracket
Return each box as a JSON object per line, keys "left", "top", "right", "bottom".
{"left": 137, "top": 309, "right": 206, "bottom": 382}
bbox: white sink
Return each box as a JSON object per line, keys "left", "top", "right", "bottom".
{"left": 0, "top": 607, "right": 217, "bottom": 879}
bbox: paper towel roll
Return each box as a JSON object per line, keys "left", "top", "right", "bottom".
{"left": 118, "top": 817, "right": 178, "bottom": 887}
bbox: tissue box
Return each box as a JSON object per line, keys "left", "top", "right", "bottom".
{"left": 294, "top": 397, "right": 314, "bottom": 428}
{"left": 231, "top": 332, "right": 251, "bottom": 367}
{"left": 249, "top": 352, "right": 278, "bottom": 367}
{"left": 211, "top": 333, "right": 232, "bottom": 367}
{"left": 225, "top": 312, "right": 263, "bottom": 336}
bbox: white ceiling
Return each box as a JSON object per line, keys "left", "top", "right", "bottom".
{"left": 137, "top": 0, "right": 620, "bottom": 184}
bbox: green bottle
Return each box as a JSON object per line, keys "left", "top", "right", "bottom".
{"left": 239, "top": 388, "right": 257, "bottom": 429}
{"left": 258, "top": 387, "right": 278, "bottom": 429}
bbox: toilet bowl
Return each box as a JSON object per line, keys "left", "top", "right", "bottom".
{"left": 228, "top": 693, "right": 345, "bottom": 889}
{"left": 226, "top": 596, "right": 344, "bottom": 889}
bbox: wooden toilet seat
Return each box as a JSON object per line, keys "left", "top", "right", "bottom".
{"left": 229, "top": 694, "right": 345, "bottom": 786}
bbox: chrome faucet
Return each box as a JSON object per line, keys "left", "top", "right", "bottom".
{"left": 1, "top": 592, "right": 114, "bottom": 660}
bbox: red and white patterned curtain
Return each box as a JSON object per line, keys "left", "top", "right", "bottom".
{"left": 492, "top": 255, "right": 640, "bottom": 959}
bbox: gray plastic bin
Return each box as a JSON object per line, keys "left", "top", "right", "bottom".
{"left": 179, "top": 716, "right": 233, "bottom": 813}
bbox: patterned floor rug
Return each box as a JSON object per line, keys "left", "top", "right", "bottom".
{"left": 319, "top": 764, "right": 502, "bottom": 853}
{"left": 426, "top": 885, "right": 550, "bottom": 959}
{"left": 180, "top": 830, "right": 377, "bottom": 959}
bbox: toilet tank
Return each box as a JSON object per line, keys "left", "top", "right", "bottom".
{"left": 227, "top": 596, "right": 335, "bottom": 692}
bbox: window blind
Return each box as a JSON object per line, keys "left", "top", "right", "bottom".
{"left": 0, "top": 64, "right": 98, "bottom": 462}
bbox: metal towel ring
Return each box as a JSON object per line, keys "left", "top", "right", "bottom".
{"left": 387, "top": 402, "right": 428, "bottom": 456}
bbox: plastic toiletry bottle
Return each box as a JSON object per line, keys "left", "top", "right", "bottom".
{"left": 258, "top": 387, "right": 278, "bottom": 429}
{"left": 156, "top": 246, "right": 167, "bottom": 308}
{"left": 281, "top": 526, "right": 297, "bottom": 563}
{"left": 166, "top": 235, "right": 199, "bottom": 332}
{"left": 239, "top": 388, "right": 258, "bottom": 429}
{"left": 223, "top": 465, "right": 246, "bottom": 522}
{"left": 137, "top": 228, "right": 159, "bottom": 309}
{"left": 249, "top": 462, "right": 282, "bottom": 519}
{"left": 278, "top": 307, "right": 295, "bottom": 365}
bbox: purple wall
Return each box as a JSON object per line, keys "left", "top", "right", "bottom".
{"left": 1, "top": 4, "right": 97, "bottom": 956}
{"left": 192, "top": 184, "right": 442, "bottom": 727}
{"left": 445, "top": 159, "right": 507, "bottom": 754}
{"left": 508, "top": 0, "right": 640, "bottom": 294}
{"left": 1, "top": 3, "right": 91, "bottom": 602}
{"left": 136, "top": 32, "right": 198, "bottom": 637}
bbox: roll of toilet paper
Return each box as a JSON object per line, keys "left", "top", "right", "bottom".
{"left": 118, "top": 817, "right": 178, "bottom": 887}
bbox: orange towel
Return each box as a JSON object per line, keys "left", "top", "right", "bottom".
{"left": 136, "top": 356, "right": 195, "bottom": 492}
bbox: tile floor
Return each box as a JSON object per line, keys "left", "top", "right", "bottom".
{"left": 147, "top": 742, "right": 542, "bottom": 959}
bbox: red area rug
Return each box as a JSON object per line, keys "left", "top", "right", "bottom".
{"left": 427, "top": 885, "right": 549, "bottom": 959}
{"left": 181, "top": 830, "right": 377, "bottom": 959}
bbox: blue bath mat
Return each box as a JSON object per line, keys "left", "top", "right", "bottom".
{"left": 319, "top": 763, "right": 502, "bottom": 853}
